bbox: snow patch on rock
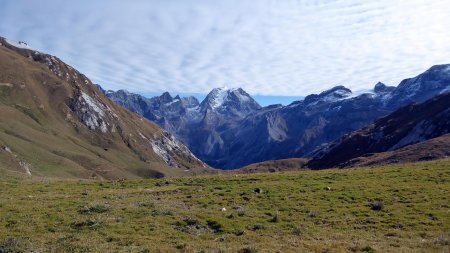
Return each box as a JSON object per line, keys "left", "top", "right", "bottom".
{"left": 5, "top": 38, "right": 33, "bottom": 50}
{"left": 74, "top": 92, "right": 109, "bottom": 133}
{"left": 165, "top": 98, "right": 180, "bottom": 106}
{"left": 150, "top": 141, "right": 174, "bottom": 166}
{"left": 150, "top": 133, "right": 182, "bottom": 166}
{"left": 19, "top": 161, "right": 32, "bottom": 176}
{"left": 2, "top": 146, "right": 32, "bottom": 175}
{"left": 81, "top": 92, "right": 105, "bottom": 116}
{"left": 3, "top": 146, "right": 12, "bottom": 154}
{"left": 322, "top": 89, "right": 352, "bottom": 102}
{"left": 150, "top": 131, "right": 204, "bottom": 167}
{"left": 210, "top": 87, "right": 229, "bottom": 109}
{"left": 138, "top": 132, "right": 149, "bottom": 141}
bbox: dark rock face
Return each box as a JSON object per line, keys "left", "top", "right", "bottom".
{"left": 308, "top": 92, "right": 450, "bottom": 169}
{"left": 374, "top": 82, "right": 395, "bottom": 93}
{"left": 102, "top": 64, "right": 450, "bottom": 169}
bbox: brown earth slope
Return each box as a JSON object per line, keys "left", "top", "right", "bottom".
{"left": 0, "top": 37, "right": 210, "bottom": 179}
{"left": 334, "top": 134, "right": 450, "bottom": 168}
{"left": 238, "top": 158, "right": 309, "bottom": 174}
{"left": 236, "top": 135, "right": 450, "bottom": 172}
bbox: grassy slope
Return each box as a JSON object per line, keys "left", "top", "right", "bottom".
{"left": 0, "top": 160, "right": 449, "bottom": 253}
{"left": 0, "top": 45, "right": 144, "bottom": 179}
{"left": 0, "top": 42, "right": 209, "bottom": 179}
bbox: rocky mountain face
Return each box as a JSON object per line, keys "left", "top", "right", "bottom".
{"left": 0, "top": 37, "right": 208, "bottom": 179}
{"left": 213, "top": 86, "right": 387, "bottom": 168}
{"left": 188, "top": 88, "right": 261, "bottom": 162}
{"left": 105, "top": 90, "right": 200, "bottom": 134}
{"left": 103, "top": 65, "right": 450, "bottom": 169}
{"left": 308, "top": 92, "right": 450, "bottom": 169}
{"left": 104, "top": 87, "right": 262, "bottom": 167}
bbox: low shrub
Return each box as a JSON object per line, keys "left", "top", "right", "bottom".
{"left": 249, "top": 223, "right": 264, "bottom": 231}
{"left": 269, "top": 211, "right": 280, "bottom": 223}
{"left": 368, "top": 200, "right": 384, "bottom": 211}
{"left": 361, "top": 246, "right": 375, "bottom": 253}
{"left": 239, "top": 246, "right": 258, "bottom": 253}
{"left": 206, "top": 220, "right": 223, "bottom": 233}
{"left": 308, "top": 211, "right": 319, "bottom": 217}
{"left": 292, "top": 227, "right": 303, "bottom": 236}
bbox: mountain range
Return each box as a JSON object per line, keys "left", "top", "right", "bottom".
{"left": 103, "top": 65, "right": 450, "bottom": 169}
{"left": 1, "top": 35, "right": 449, "bottom": 176}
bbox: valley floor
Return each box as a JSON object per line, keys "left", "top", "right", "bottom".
{"left": 0, "top": 160, "right": 449, "bottom": 252}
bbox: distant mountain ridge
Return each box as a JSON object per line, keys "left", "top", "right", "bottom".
{"left": 101, "top": 66, "right": 450, "bottom": 169}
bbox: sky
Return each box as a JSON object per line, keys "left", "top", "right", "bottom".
{"left": 1, "top": 0, "right": 450, "bottom": 106}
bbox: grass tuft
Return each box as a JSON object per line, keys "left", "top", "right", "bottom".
{"left": 0, "top": 237, "right": 30, "bottom": 253}
{"left": 78, "top": 204, "right": 110, "bottom": 214}
{"left": 361, "top": 246, "right": 375, "bottom": 253}
{"left": 71, "top": 219, "right": 102, "bottom": 230}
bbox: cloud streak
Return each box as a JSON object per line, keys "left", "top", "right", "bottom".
{"left": 1, "top": 0, "right": 450, "bottom": 96}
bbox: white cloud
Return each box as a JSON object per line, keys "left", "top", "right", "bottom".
{"left": 1, "top": 0, "right": 450, "bottom": 96}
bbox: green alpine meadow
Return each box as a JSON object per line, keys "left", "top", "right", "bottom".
{"left": 1, "top": 160, "right": 449, "bottom": 252}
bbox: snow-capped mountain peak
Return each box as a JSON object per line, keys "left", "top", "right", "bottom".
{"left": 304, "top": 85, "right": 352, "bottom": 105}
{"left": 207, "top": 87, "right": 231, "bottom": 109}
{"left": 200, "top": 87, "right": 261, "bottom": 112}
